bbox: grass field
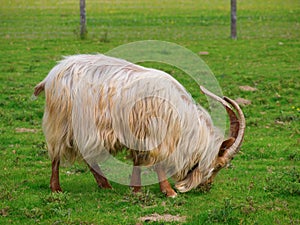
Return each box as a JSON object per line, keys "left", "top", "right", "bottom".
{"left": 0, "top": 0, "right": 299, "bottom": 224}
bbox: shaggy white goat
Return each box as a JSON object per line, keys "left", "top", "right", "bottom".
{"left": 34, "top": 54, "right": 245, "bottom": 197}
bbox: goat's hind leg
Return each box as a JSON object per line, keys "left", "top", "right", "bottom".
{"left": 50, "top": 157, "right": 62, "bottom": 192}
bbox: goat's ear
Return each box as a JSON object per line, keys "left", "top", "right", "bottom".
{"left": 218, "top": 137, "right": 235, "bottom": 157}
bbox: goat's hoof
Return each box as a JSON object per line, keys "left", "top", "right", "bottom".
{"left": 51, "top": 186, "right": 62, "bottom": 192}
{"left": 167, "top": 191, "right": 177, "bottom": 198}
{"left": 162, "top": 189, "right": 177, "bottom": 198}
{"left": 131, "top": 186, "right": 142, "bottom": 193}
{"left": 99, "top": 184, "right": 112, "bottom": 189}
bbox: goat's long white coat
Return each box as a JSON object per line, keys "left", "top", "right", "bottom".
{"left": 40, "top": 54, "right": 223, "bottom": 192}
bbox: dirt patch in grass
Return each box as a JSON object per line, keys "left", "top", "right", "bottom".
{"left": 239, "top": 85, "right": 257, "bottom": 92}
{"left": 139, "top": 213, "right": 186, "bottom": 223}
{"left": 235, "top": 98, "right": 252, "bottom": 106}
{"left": 15, "top": 128, "right": 37, "bottom": 133}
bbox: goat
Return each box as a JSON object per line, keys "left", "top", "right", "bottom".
{"left": 34, "top": 54, "right": 245, "bottom": 197}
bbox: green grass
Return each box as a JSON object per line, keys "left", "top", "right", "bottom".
{"left": 0, "top": 0, "right": 299, "bottom": 224}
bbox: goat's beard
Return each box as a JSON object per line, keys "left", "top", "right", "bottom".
{"left": 175, "top": 165, "right": 215, "bottom": 193}
{"left": 175, "top": 168, "right": 203, "bottom": 193}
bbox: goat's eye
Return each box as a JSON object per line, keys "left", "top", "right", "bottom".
{"left": 215, "top": 164, "right": 222, "bottom": 170}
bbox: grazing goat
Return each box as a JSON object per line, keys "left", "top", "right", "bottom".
{"left": 34, "top": 54, "right": 245, "bottom": 197}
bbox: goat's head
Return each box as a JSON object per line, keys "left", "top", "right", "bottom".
{"left": 176, "top": 86, "right": 245, "bottom": 192}
{"left": 199, "top": 86, "right": 246, "bottom": 189}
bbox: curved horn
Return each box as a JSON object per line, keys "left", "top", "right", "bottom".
{"left": 223, "top": 96, "right": 246, "bottom": 159}
{"left": 200, "top": 86, "right": 239, "bottom": 138}
{"left": 200, "top": 86, "right": 231, "bottom": 109}
{"left": 200, "top": 86, "right": 246, "bottom": 159}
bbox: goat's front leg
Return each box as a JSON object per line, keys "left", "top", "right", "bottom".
{"left": 155, "top": 164, "right": 177, "bottom": 198}
{"left": 130, "top": 165, "right": 142, "bottom": 193}
{"left": 87, "top": 163, "right": 112, "bottom": 189}
{"left": 50, "top": 157, "right": 62, "bottom": 192}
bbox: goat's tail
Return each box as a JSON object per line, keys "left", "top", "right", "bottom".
{"left": 31, "top": 81, "right": 46, "bottom": 101}
{"left": 34, "top": 81, "right": 46, "bottom": 96}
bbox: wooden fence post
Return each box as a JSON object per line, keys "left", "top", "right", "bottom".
{"left": 231, "top": 0, "right": 237, "bottom": 39}
{"left": 80, "top": 0, "right": 87, "bottom": 39}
